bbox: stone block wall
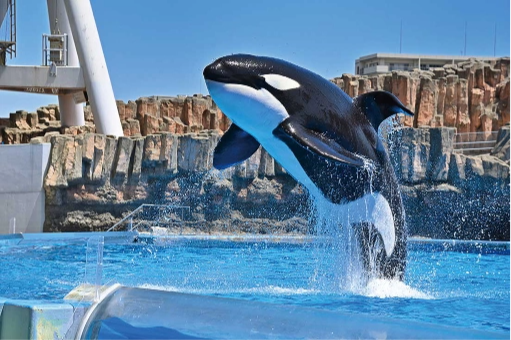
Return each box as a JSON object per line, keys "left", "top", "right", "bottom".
{"left": 332, "top": 58, "right": 510, "bottom": 137}
{"left": 387, "top": 126, "right": 509, "bottom": 240}
{"left": 388, "top": 126, "right": 509, "bottom": 185}
{"left": 1, "top": 106, "right": 95, "bottom": 145}
{"left": 3, "top": 58, "right": 509, "bottom": 146}
{"left": 38, "top": 131, "right": 308, "bottom": 233}
{"left": 1, "top": 94, "right": 230, "bottom": 144}
{"left": 37, "top": 124, "right": 509, "bottom": 240}
{"left": 107, "top": 94, "right": 230, "bottom": 137}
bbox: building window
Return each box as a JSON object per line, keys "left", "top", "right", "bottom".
{"left": 389, "top": 63, "right": 409, "bottom": 71}
{"left": 420, "top": 64, "right": 428, "bottom": 70}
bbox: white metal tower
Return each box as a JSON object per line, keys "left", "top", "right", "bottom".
{"left": 0, "top": 0, "right": 123, "bottom": 136}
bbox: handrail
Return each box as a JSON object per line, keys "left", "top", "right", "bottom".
{"left": 453, "top": 140, "right": 497, "bottom": 146}
{"left": 42, "top": 33, "right": 68, "bottom": 66}
{"left": 453, "top": 131, "right": 498, "bottom": 155}
{"left": 454, "top": 131, "right": 498, "bottom": 136}
{"left": 106, "top": 205, "right": 145, "bottom": 232}
{"left": 106, "top": 204, "right": 190, "bottom": 232}
{"left": 454, "top": 147, "right": 494, "bottom": 152}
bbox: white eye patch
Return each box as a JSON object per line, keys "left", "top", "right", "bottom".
{"left": 261, "top": 74, "right": 300, "bottom": 91}
{"left": 205, "top": 80, "right": 289, "bottom": 137}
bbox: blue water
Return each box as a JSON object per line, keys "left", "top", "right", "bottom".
{"left": 0, "top": 237, "right": 509, "bottom": 334}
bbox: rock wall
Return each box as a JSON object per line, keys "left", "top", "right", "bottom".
{"left": 112, "top": 94, "right": 231, "bottom": 137}
{"left": 388, "top": 126, "right": 509, "bottom": 240}
{"left": 37, "top": 124, "right": 509, "bottom": 240}
{"left": 0, "top": 106, "right": 95, "bottom": 144}
{"left": 2, "top": 58, "right": 509, "bottom": 145}
{"left": 491, "top": 125, "right": 510, "bottom": 161}
{"left": 37, "top": 131, "right": 309, "bottom": 234}
{"left": 1, "top": 94, "right": 230, "bottom": 144}
{"left": 332, "top": 58, "right": 510, "bottom": 136}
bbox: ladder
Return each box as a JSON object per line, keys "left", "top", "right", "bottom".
{"left": 9, "top": 0, "right": 15, "bottom": 57}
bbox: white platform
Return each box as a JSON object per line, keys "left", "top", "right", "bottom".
{"left": 0, "top": 143, "right": 51, "bottom": 234}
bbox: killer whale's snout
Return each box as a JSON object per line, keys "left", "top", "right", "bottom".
{"left": 204, "top": 54, "right": 267, "bottom": 89}
{"left": 203, "top": 58, "right": 229, "bottom": 83}
{"left": 204, "top": 57, "right": 246, "bottom": 86}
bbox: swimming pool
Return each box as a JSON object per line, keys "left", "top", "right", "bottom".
{"left": 0, "top": 233, "right": 509, "bottom": 338}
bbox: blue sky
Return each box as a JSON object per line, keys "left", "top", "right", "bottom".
{"left": 0, "top": 0, "right": 509, "bottom": 117}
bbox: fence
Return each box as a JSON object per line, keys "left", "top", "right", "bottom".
{"left": 106, "top": 204, "right": 191, "bottom": 233}
{"left": 453, "top": 131, "right": 499, "bottom": 155}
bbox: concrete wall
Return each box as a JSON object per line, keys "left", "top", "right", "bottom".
{"left": 0, "top": 143, "right": 51, "bottom": 234}
{"left": 0, "top": 297, "right": 89, "bottom": 340}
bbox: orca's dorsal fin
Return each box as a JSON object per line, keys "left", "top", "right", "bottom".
{"left": 273, "top": 118, "right": 365, "bottom": 167}
{"left": 353, "top": 91, "right": 414, "bottom": 131}
{"left": 213, "top": 124, "right": 260, "bottom": 170}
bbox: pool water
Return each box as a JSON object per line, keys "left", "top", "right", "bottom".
{"left": 0, "top": 236, "right": 509, "bottom": 335}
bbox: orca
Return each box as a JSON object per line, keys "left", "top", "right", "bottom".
{"left": 203, "top": 54, "right": 413, "bottom": 280}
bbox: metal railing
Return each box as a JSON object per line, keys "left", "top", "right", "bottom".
{"left": 42, "top": 33, "right": 68, "bottom": 66}
{"left": 107, "top": 204, "right": 191, "bottom": 233}
{"left": 453, "top": 131, "right": 499, "bottom": 155}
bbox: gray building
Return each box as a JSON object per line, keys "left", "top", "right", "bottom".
{"left": 355, "top": 53, "right": 499, "bottom": 76}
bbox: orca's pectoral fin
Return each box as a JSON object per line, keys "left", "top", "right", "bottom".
{"left": 213, "top": 124, "right": 260, "bottom": 170}
{"left": 354, "top": 91, "right": 414, "bottom": 131}
{"left": 273, "top": 119, "right": 365, "bottom": 167}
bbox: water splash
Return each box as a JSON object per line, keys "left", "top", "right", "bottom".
{"left": 310, "top": 195, "right": 366, "bottom": 293}
{"left": 308, "top": 157, "right": 397, "bottom": 294}
{"left": 357, "top": 279, "right": 433, "bottom": 299}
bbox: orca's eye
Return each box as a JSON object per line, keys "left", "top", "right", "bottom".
{"left": 252, "top": 76, "right": 267, "bottom": 90}
{"left": 261, "top": 74, "right": 301, "bottom": 91}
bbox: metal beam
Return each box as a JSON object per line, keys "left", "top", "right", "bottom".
{"left": 0, "top": 65, "right": 84, "bottom": 94}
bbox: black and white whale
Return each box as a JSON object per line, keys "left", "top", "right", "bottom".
{"left": 203, "top": 54, "right": 413, "bottom": 280}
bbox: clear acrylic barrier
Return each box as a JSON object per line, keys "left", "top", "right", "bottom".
{"left": 84, "top": 236, "right": 104, "bottom": 302}
{"left": 77, "top": 286, "right": 504, "bottom": 340}
{"left": 9, "top": 217, "right": 16, "bottom": 234}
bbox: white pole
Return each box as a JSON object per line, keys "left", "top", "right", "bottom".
{"left": 47, "top": 0, "right": 85, "bottom": 127}
{"left": 63, "top": 0, "right": 123, "bottom": 136}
